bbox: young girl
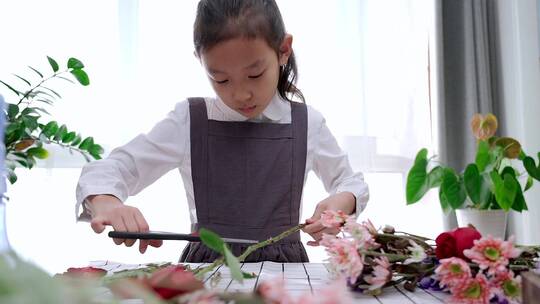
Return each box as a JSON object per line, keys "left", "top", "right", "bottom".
{"left": 76, "top": 0, "right": 369, "bottom": 263}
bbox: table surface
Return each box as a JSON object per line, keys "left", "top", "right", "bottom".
{"left": 91, "top": 260, "right": 451, "bottom": 304}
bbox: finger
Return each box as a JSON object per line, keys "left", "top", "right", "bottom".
{"left": 110, "top": 218, "right": 127, "bottom": 245}
{"left": 90, "top": 216, "right": 109, "bottom": 234}
{"left": 122, "top": 214, "right": 139, "bottom": 247}
{"left": 307, "top": 240, "right": 320, "bottom": 246}
{"left": 149, "top": 240, "right": 163, "bottom": 248}
{"left": 302, "top": 221, "right": 325, "bottom": 234}
{"left": 133, "top": 211, "right": 150, "bottom": 253}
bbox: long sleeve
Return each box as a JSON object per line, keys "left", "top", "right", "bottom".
{"left": 75, "top": 101, "right": 190, "bottom": 221}
{"left": 311, "top": 114, "right": 369, "bottom": 215}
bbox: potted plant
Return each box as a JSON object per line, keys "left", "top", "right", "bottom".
{"left": 405, "top": 113, "right": 540, "bottom": 238}
{"left": 0, "top": 56, "right": 104, "bottom": 251}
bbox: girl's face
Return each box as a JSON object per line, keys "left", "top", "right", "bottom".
{"left": 199, "top": 35, "right": 293, "bottom": 119}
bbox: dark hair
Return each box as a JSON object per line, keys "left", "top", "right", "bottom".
{"left": 194, "top": 0, "right": 305, "bottom": 103}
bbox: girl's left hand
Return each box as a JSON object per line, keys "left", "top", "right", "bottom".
{"left": 302, "top": 192, "right": 356, "bottom": 246}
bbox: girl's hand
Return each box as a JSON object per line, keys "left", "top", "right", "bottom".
{"left": 302, "top": 192, "right": 356, "bottom": 246}
{"left": 87, "top": 195, "right": 163, "bottom": 253}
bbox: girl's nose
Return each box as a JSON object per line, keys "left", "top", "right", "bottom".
{"left": 233, "top": 88, "right": 253, "bottom": 103}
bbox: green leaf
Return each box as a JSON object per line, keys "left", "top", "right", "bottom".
{"left": 223, "top": 245, "right": 243, "bottom": 283}
{"left": 41, "top": 121, "right": 59, "bottom": 138}
{"left": 27, "top": 147, "right": 49, "bottom": 159}
{"left": 78, "top": 136, "right": 94, "bottom": 150}
{"left": 21, "top": 107, "right": 39, "bottom": 116}
{"left": 512, "top": 184, "right": 527, "bottom": 212}
{"left": 22, "top": 116, "right": 39, "bottom": 131}
{"left": 28, "top": 66, "right": 44, "bottom": 78}
{"left": 525, "top": 176, "right": 533, "bottom": 192}
{"left": 427, "top": 166, "right": 444, "bottom": 188}
{"left": 464, "top": 164, "right": 491, "bottom": 207}
{"left": 7, "top": 103, "right": 19, "bottom": 119}
{"left": 523, "top": 156, "right": 540, "bottom": 181}
{"left": 34, "top": 107, "right": 51, "bottom": 115}
{"left": 7, "top": 168, "right": 18, "bottom": 184}
{"left": 70, "top": 134, "right": 82, "bottom": 146}
{"left": 89, "top": 144, "right": 104, "bottom": 159}
{"left": 475, "top": 140, "right": 490, "bottom": 171}
{"left": 41, "top": 86, "right": 61, "bottom": 99}
{"left": 57, "top": 76, "right": 75, "bottom": 84}
{"left": 441, "top": 168, "right": 466, "bottom": 209}
{"left": 67, "top": 57, "right": 85, "bottom": 69}
{"left": 47, "top": 56, "right": 59, "bottom": 72}
{"left": 199, "top": 228, "right": 225, "bottom": 255}
{"left": 62, "top": 131, "right": 76, "bottom": 143}
{"left": 70, "top": 69, "right": 90, "bottom": 86}
{"left": 406, "top": 149, "right": 429, "bottom": 204}
{"left": 490, "top": 171, "right": 518, "bottom": 212}
{"left": 0, "top": 80, "right": 21, "bottom": 96}
{"left": 53, "top": 124, "right": 67, "bottom": 141}
{"left": 34, "top": 90, "right": 56, "bottom": 100}
{"left": 36, "top": 98, "right": 54, "bottom": 105}
{"left": 439, "top": 188, "right": 450, "bottom": 214}
{"left": 242, "top": 271, "right": 257, "bottom": 279}
{"left": 13, "top": 74, "right": 31, "bottom": 86}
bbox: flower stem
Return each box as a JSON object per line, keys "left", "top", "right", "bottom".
{"left": 194, "top": 223, "right": 307, "bottom": 279}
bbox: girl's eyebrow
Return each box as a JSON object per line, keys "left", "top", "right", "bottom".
{"left": 209, "top": 59, "right": 264, "bottom": 75}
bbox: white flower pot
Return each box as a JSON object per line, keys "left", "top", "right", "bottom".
{"left": 455, "top": 209, "right": 508, "bottom": 239}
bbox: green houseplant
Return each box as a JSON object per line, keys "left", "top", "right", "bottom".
{"left": 405, "top": 113, "right": 540, "bottom": 237}
{"left": 0, "top": 56, "right": 104, "bottom": 251}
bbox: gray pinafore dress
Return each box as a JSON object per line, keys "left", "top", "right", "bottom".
{"left": 179, "top": 97, "right": 309, "bottom": 263}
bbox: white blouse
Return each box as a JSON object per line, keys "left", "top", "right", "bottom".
{"left": 76, "top": 93, "right": 369, "bottom": 223}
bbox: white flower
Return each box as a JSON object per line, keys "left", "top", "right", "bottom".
{"left": 403, "top": 240, "right": 427, "bottom": 265}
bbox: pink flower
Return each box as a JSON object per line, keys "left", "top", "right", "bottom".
{"left": 491, "top": 270, "right": 521, "bottom": 304}
{"left": 321, "top": 210, "right": 349, "bottom": 228}
{"left": 448, "top": 273, "right": 492, "bottom": 304}
{"left": 296, "top": 278, "right": 353, "bottom": 304}
{"left": 463, "top": 236, "right": 521, "bottom": 275}
{"left": 257, "top": 278, "right": 294, "bottom": 304}
{"left": 435, "top": 257, "right": 472, "bottom": 288}
{"left": 321, "top": 234, "right": 364, "bottom": 284}
{"left": 343, "top": 218, "right": 380, "bottom": 250}
{"left": 363, "top": 256, "right": 391, "bottom": 291}
{"left": 361, "top": 219, "right": 378, "bottom": 236}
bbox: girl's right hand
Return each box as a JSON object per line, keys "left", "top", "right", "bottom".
{"left": 86, "top": 194, "right": 163, "bottom": 254}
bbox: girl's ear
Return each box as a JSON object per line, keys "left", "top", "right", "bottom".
{"left": 279, "top": 34, "right": 293, "bottom": 66}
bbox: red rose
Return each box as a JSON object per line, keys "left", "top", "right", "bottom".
{"left": 435, "top": 227, "right": 482, "bottom": 260}
{"left": 59, "top": 266, "right": 107, "bottom": 278}
{"left": 146, "top": 265, "right": 204, "bottom": 300}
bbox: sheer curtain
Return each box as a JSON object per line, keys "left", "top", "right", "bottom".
{"left": 0, "top": 0, "right": 438, "bottom": 274}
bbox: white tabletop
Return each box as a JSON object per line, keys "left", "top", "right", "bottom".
{"left": 91, "top": 260, "right": 451, "bottom": 303}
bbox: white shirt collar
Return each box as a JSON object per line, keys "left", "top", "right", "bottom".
{"left": 214, "top": 92, "right": 289, "bottom": 122}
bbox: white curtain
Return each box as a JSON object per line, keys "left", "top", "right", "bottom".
{"left": 0, "top": 0, "right": 439, "bottom": 272}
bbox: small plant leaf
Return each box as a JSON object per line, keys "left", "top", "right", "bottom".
{"left": 524, "top": 176, "right": 533, "bottom": 192}
{"left": 67, "top": 57, "right": 84, "bottom": 69}
{"left": 439, "top": 187, "right": 451, "bottom": 214}
{"left": 62, "top": 131, "right": 77, "bottom": 143}
{"left": 7, "top": 103, "right": 19, "bottom": 119}
{"left": 41, "top": 86, "right": 62, "bottom": 99}
{"left": 464, "top": 164, "right": 491, "bottom": 207}
{"left": 475, "top": 140, "right": 490, "bottom": 172}
{"left": 490, "top": 171, "right": 518, "bottom": 212}
{"left": 47, "top": 56, "right": 59, "bottom": 72}
{"left": 427, "top": 166, "right": 444, "bottom": 188}
{"left": 199, "top": 228, "right": 225, "bottom": 255}
{"left": 223, "top": 245, "right": 243, "bottom": 283}
{"left": 41, "top": 121, "right": 59, "bottom": 138}
{"left": 13, "top": 74, "right": 31, "bottom": 86}
{"left": 89, "top": 144, "right": 104, "bottom": 159}
{"left": 27, "top": 147, "right": 49, "bottom": 159}
{"left": 53, "top": 124, "right": 68, "bottom": 141}
{"left": 0, "top": 80, "right": 21, "bottom": 96}
{"left": 406, "top": 149, "right": 429, "bottom": 204}
{"left": 523, "top": 156, "right": 540, "bottom": 181}
{"left": 78, "top": 136, "right": 94, "bottom": 150}
{"left": 70, "top": 69, "right": 90, "bottom": 86}
{"left": 71, "top": 134, "right": 82, "bottom": 146}
{"left": 28, "top": 66, "right": 44, "bottom": 78}
{"left": 441, "top": 168, "right": 466, "bottom": 209}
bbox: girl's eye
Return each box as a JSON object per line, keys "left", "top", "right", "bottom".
{"left": 215, "top": 79, "right": 229, "bottom": 84}
{"left": 249, "top": 72, "right": 264, "bottom": 79}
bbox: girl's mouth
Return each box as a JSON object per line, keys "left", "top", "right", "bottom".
{"left": 239, "top": 105, "right": 257, "bottom": 115}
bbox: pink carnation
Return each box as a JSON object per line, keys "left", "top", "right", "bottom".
{"left": 320, "top": 234, "right": 364, "bottom": 284}
{"left": 491, "top": 270, "right": 522, "bottom": 304}
{"left": 448, "top": 273, "right": 492, "bottom": 304}
{"left": 321, "top": 210, "right": 349, "bottom": 228}
{"left": 363, "top": 256, "right": 391, "bottom": 291}
{"left": 463, "top": 236, "right": 521, "bottom": 275}
{"left": 343, "top": 218, "right": 380, "bottom": 250}
{"left": 435, "top": 257, "right": 472, "bottom": 288}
